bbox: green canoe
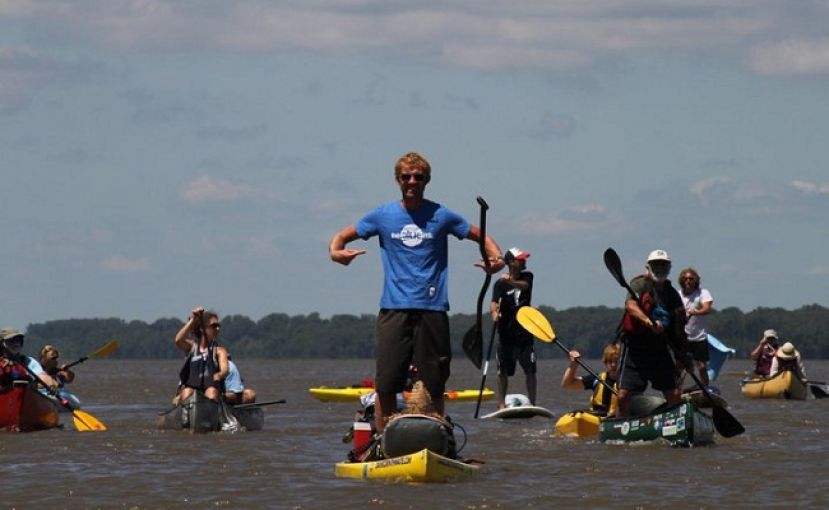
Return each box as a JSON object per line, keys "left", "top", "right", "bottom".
{"left": 599, "top": 401, "right": 714, "bottom": 447}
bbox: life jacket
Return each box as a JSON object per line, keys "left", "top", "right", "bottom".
{"left": 753, "top": 344, "right": 777, "bottom": 376}
{"left": 589, "top": 372, "right": 617, "bottom": 416}
{"left": 0, "top": 358, "right": 28, "bottom": 391}
{"left": 179, "top": 342, "right": 220, "bottom": 391}
{"left": 620, "top": 275, "right": 656, "bottom": 336}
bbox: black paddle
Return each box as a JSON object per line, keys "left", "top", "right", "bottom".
{"left": 603, "top": 247, "right": 745, "bottom": 438}
{"left": 474, "top": 298, "right": 500, "bottom": 419}
{"left": 232, "top": 399, "right": 286, "bottom": 410}
{"left": 462, "top": 196, "right": 491, "bottom": 370}
{"left": 809, "top": 382, "right": 829, "bottom": 399}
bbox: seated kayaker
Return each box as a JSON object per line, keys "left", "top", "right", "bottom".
{"left": 224, "top": 358, "right": 256, "bottom": 405}
{"left": 750, "top": 329, "right": 779, "bottom": 377}
{"left": 39, "top": 345, "right": 75, "bottom": 387}
{"left": 560, "top": 344, "right": 619, "bottom": 417}
{"left": 173, "top": 307, "right": 229, "bottom": 403}
{"left": 0, "top": 328, "right": 59, "bottom": 390}
{"left": 770, "top": 342, "right": 807, "bottom": 384}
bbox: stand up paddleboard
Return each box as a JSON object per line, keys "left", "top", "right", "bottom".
{"left": 480, "top": 394, "right": 554, "bottom": 420}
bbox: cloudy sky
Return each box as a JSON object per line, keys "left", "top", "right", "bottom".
{"left": 2, "top": 1, "right": 828, "bottom": 327}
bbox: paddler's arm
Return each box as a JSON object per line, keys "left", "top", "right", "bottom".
{"left": 329, "top": 225, "right": 366, "bottom": 266}
{"left": 468, "top": 225, "right": 505, "bottom": 274}
{"left": 561, "top": 350, "right": 584, "bottom": 390}
{"left": 57, "top": 366, "right": 75, "bottom": 384}
{"left": 214, "top": 346, "right": 229, "bottom": 385}
{"left": 174, "top": 307, "right": 202, "bottom": 353}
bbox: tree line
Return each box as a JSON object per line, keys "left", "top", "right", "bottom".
{"left": 20, "top": 304, "right": 829, "bottom": 361}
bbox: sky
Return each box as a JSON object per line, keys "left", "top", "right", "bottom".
{"left": 2, "top": 1, "right": 828, "bottom": 328}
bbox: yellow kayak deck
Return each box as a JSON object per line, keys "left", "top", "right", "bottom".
{"left": 309, "top": 387, "right": 494, "bottom": 403}
{"left": 335, "top": 448, "right": 480, "bottom": 483}
{"left": 554, "top": 410, "right": 602, "bottom": 438}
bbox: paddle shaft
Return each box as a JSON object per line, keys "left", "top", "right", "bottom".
{"left": 473, "top": 197, "right": 492, "bottom": 338}
{"left": 62, "top": 340, "right": 119, "bottom": 370}
{"left": 62, "top": 356, "right": 89, "bottom": 370}
{"left": 474, "top": 298, "right": 500, "bottom": 419}
{"left": 232, "top": 399, "right": 286, "bottom": 410}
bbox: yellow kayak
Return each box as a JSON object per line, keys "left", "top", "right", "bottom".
{"left": 554, "top": 411, "right": 602, "bottom": 438}
{"left": 335, "top": 448, "right": 480, "bottom": 483}
{"left": 741, "top": 371, "right": 808, "bottom": 400}
{"left": 309, "top": 387, "right": 494, "bottom": 403}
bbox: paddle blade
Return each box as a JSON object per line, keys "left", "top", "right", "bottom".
{"left": 603, "top": 248, "right": 627, "bottom": 289}
{"left": 72, "top": 410, "right": 107, "bottom": 432}
{"left": 462, "top": 324, "right": 483, "bottom": 370}
{"left": 90, "top": 340, "right": 119, "bottom": 358}
{"left": 712, "top": 405, "right": 744, "bottom": 438}
{"left": 810, "top": 383, "right": 829, "bottom": 399}
{"left": 515, "top": 306, "right": 555, "bottom": 343}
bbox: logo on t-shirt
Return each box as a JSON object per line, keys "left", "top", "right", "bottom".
{"left": 391, "top": 224, "right": 433, "bottom": 247}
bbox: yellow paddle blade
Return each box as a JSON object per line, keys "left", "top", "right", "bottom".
{"left": 72, "top": 410, "right": 107, "bottom": 432}
{"left": 516, "top": 306, "right": 556, "bottom": 343}
{"left": 90, "top": 340, "right": 119, "bottom": 358}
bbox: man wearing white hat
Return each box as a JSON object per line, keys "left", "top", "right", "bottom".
{"left": 616, "top": 249, "right": 689, "bottom": 417}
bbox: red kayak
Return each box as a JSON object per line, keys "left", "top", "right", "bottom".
{"left": 1, "top": 360, "right": 60, "bottom": 432}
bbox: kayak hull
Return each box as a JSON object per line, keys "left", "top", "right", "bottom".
{"left": 1, "top": 382, "right": 60, "bottom": 432}
{"left": 741, "top": 371, "right": 807, "bottom": 400}
{"left": 480, "top": 405, "right": 554, "bottom": 420}
{"left": 309, "top": 386, "right": 494, "bottom": 403}
{"left": 335, "top": 448, "right": 479, "bottom": 483}
{"left": 156, "top": 391, "right": 264, "bottom": 432}
{"left": 599, "top": 402, "right": 714, "bottom": 447}
{"left": 682, "top": 389, "right": 729, "bottom": 409}
{"left": 555, "top": 411, "right": 602, "bottom": 438}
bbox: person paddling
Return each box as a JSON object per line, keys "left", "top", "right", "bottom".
{"left": 615, "top": 250, "right": 689, "bottom": 418}
{"left": 769, "top": 342, "right": 807, "bottom": 385}
{"left": 329, "top": 152, "right": 503, "bottom": 432}
{"left": 39, "top": 345, "right": 75, "bottom": 388}
{"left": 0, "top": 329, "right": 60, "bottom": 390}
{"left": 561, "top": 344, "right": 619, "bottom": 417}
{"left": 173, "top": 307, "right": 229, "bottom": 404}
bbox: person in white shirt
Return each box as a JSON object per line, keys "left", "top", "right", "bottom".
{"left": 678, "top": 268, "right": 714, "bottom": 388}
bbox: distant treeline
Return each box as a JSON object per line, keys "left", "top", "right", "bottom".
{"left": 22, "top": 304, "right": 829, "bottom": 360}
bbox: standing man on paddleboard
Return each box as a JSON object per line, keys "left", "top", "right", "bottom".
{"left": 329, "top": 152, "right": 503, "bottom": 432}
{"left": 616, "top": 250, "right": 690, "bottom": 417}
{"left": 490, "top": 247, "right": 536, "bottom": 409}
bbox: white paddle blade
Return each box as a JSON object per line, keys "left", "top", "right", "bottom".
{"left": 516, "top": 306, "right": 556, "bottom": 342}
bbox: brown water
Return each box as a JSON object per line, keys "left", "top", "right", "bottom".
{"left": 3, "top": 358, "right": 828, "bottom": 509}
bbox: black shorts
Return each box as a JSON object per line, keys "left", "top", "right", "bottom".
{"left": 374, "top": 309, "right": 451, "bottom": 396}
{"left": 688, "top": 340, "right": 709, "bottom": 363}
{"left": 618, "top": 347, "right": 678, "bottom": 393}
{"left": 497, "top": 337, "right": 536, "bottom": 377}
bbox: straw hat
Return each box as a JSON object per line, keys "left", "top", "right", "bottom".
{"left": 776, "top": 342, "right": 799, "bottom": 360}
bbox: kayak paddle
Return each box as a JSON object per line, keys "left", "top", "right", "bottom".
{"left": 516, "top": 306, "right": 617, "bottom": 396}
{"left": 63, "top": 340, "right": 119, "bottom": 370}
{"left": 231, "top": 399, "right": 286, "bottom": 410}
{"left": 602, "top": 247, "right": 745, "bottom": 438}
{"left": 461, "top": 196, "right": 491, "bottom": 370}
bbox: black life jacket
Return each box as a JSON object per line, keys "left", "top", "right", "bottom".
{"left": 179, "top": 342, "right": 219, "bottom": 391}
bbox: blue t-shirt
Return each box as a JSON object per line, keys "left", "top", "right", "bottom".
{"left": 225, "top": 360, "right": 244, "bottom": 393}
{"left": 356, "top": 199, "right": 470, "bottom": 311}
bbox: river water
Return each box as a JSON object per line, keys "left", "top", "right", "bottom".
{"left": 3, "top": 358, "right": 828, "bottom": 509}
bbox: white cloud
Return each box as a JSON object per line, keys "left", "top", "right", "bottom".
{"left": 689, "top": 177, "right": 732, "bottom": 199}
{"left": 6, "top": 1, "right": 820, "bottom": 75}
{"left": 178, "top": 175, "right": 266, "bottom": 205}
{"left": 515, "top": 203, "right": 624, "bottom": 235}
{"left": 101, "top": 255, "right": 150, "bottom": 272}
{"left": 748, "top": 38, "right": 829, "bottom": 76}
{"left": 791, "top": 180, "right": 829, "bottom": 195}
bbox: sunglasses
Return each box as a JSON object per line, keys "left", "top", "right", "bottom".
{"left": 399, "top": 173, "right": 426, "bottom": 183}
{"left": 207, "top": 323, "right": 221, "bottom": 330}
{"left": 682, "top": 276, "right": 697, "bottom": 281}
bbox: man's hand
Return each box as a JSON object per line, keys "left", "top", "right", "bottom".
{"left": 331, "top": 249, "right": 366, "bottom": 266}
